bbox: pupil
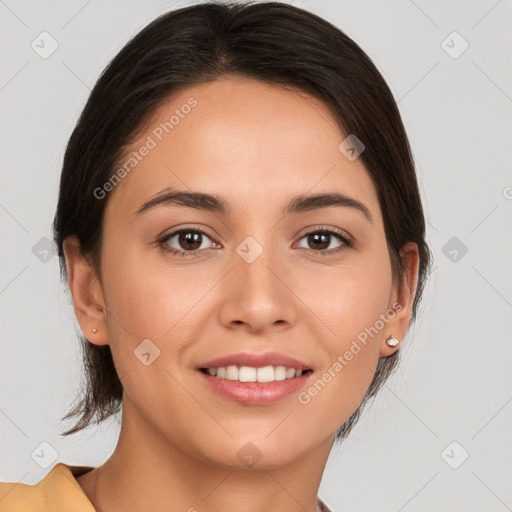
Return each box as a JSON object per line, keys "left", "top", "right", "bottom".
{"left": 310, "top": 233, "right": 329, "bottom": 250}
{"left": 180, "top": 232, "right": 201, "bottom": 250}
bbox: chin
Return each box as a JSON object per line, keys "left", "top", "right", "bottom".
{"left": 194, "top": 431, "right": 314, "bottom": 471}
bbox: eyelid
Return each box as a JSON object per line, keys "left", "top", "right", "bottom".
{"left": 157, "top": 223, "right": 217, "bottom": 239}
{"left": 159, "top": 225, "right": 219, "bottom": 249}
{"left": 298, "top": 229, "right": 352, "bottom": 258}
{"left": 298, "top": 224, "right": 352, "bottom": 240}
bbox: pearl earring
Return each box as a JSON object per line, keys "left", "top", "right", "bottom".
{"left": 92, "top": 328, "right": 97, "bottom": 334}
{"left": 386, "top": 335, "right": 400, "bottom": 347}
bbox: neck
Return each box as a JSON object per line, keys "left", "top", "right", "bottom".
{"left": 79, "top": 396, "right": 333, "bottom": 512}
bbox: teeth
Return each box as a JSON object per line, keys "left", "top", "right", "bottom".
{"left": 203, "top": 365, "right": 307, "bottom": 382}
{"left": 226, "top": 365, "right": 238, "bottom": 380}
{"left": 274, "top": 366, "right": 287, "bottom": 381}
{"left": 257, "top": 366, "right": 275, "bottom": 383}
{"left": 239, "top": 366, "right": 257, "bottom": 382}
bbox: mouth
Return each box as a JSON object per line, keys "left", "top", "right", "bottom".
{"left": 196, "top": 352, "right": 314, "bottom": 404}
{"left": 198, "top": 366, "right": 313, "bottom": 383}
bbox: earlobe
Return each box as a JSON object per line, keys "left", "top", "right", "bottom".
{"left": 62, "top": 235, "right": 109, "bottom": 346}
{"left": 385, "top": 335, "right": 400, "bottom": 348}
{"left": 379, "top": 242, "right": 420, "bottom": 357}
{"left": 380, "top": 333, "right": 401, "bottom": 357}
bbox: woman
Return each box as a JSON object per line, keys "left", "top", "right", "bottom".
{"left": 0, "top": 1, "right": 430, "bottom": 510}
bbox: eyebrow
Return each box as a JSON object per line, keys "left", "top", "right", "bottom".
{"left": 136, "top": 187, "right": 373, "bottom": 222}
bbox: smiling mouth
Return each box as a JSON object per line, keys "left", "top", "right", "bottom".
{"left": 199, "top": 365, "right": 313, "bottom": 383}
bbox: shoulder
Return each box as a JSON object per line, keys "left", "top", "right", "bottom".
{"left": 0, "top": 462, "right": 96, "bottom": 511}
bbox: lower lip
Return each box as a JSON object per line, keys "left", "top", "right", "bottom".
{"left": 198, "top": 370, "right": 313, "bottom": 405}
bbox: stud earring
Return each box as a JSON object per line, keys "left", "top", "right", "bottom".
{"left": 92, "top": 328, "right": 97, "bottom": 334}
{"left": 386, "top": 335, "right": 400, "bottom": 347}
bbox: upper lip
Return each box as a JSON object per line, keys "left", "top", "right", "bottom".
{"left": 198, "top": 352, "right": 312, "bottom": 371}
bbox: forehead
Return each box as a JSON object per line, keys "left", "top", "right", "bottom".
{"left": 105, "top": 76, "right": 380, "bottom": 220}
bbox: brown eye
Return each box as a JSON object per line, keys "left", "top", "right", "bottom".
{"left": 177, "top": 231, "right": 203, "bottom": 251}
{"left": 296, "top": 229, "right": 351, "bottom": 256}
{"left": 306, "top": 232, "right": 331, "bottom": 250}
{"left": 161, "top": 229, "right": 216, "bottom": 256}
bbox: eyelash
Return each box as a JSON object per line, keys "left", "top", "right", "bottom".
{"left": 158, "top": 226, "right": 353, "bottom": 258}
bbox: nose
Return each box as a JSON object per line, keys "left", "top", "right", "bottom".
{"left": 217, "top": 237, "right": 298, "bottom": 335}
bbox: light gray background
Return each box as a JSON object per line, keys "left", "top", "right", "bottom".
{"left": 1, "top": 0, "right": 511, "bottom": 510}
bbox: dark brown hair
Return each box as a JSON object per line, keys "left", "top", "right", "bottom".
{"left": 53, "top": 0, "right": 431, "bottom": 442}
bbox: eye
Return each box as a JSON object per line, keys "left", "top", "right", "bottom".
{"left": 295, "top": 228, "right": 352, "bottom": 256}
{"left": 159, "top": 228, "right": 218, "bottom": 257}
{"left": 158, "top": 226, "right": 352, "bottom": 258}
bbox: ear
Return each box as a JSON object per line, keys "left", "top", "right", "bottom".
{"left": 62, "top": 235, "right": 109, "bottom": 346}
{"left": 379, "top": 241, "right": 420, "bottom": 357}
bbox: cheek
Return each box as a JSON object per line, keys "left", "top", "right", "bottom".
{"left": 298, "top": 245, "right": 393, "bottom": 347}
{"left": 297, "top": 343, "right": 378, "bottom": 435}
{"left": 294, "top": 306, "right": 391, "bottom": 437}
{"left": 98, "top": 244, "right": 201, "bottom": 419}
{"left": 292, "top": 249, "right": 393, "bottom": 425}
{"left": 101, "top": 239, "right": 205, "bottom": 341}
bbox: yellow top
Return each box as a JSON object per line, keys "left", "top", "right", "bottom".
{"left": 0, "top": 463, "right": 333, "bottom": 511}
{"left": 0, "top": 463, "right": 96, "bottom": 511}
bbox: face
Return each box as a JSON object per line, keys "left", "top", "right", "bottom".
{"left": 66, "top": 76, "right": 418, "bottom": 469}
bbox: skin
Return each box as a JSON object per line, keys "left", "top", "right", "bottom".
{"left": 65, "top": 76, "right": 419, "bottom": 512}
